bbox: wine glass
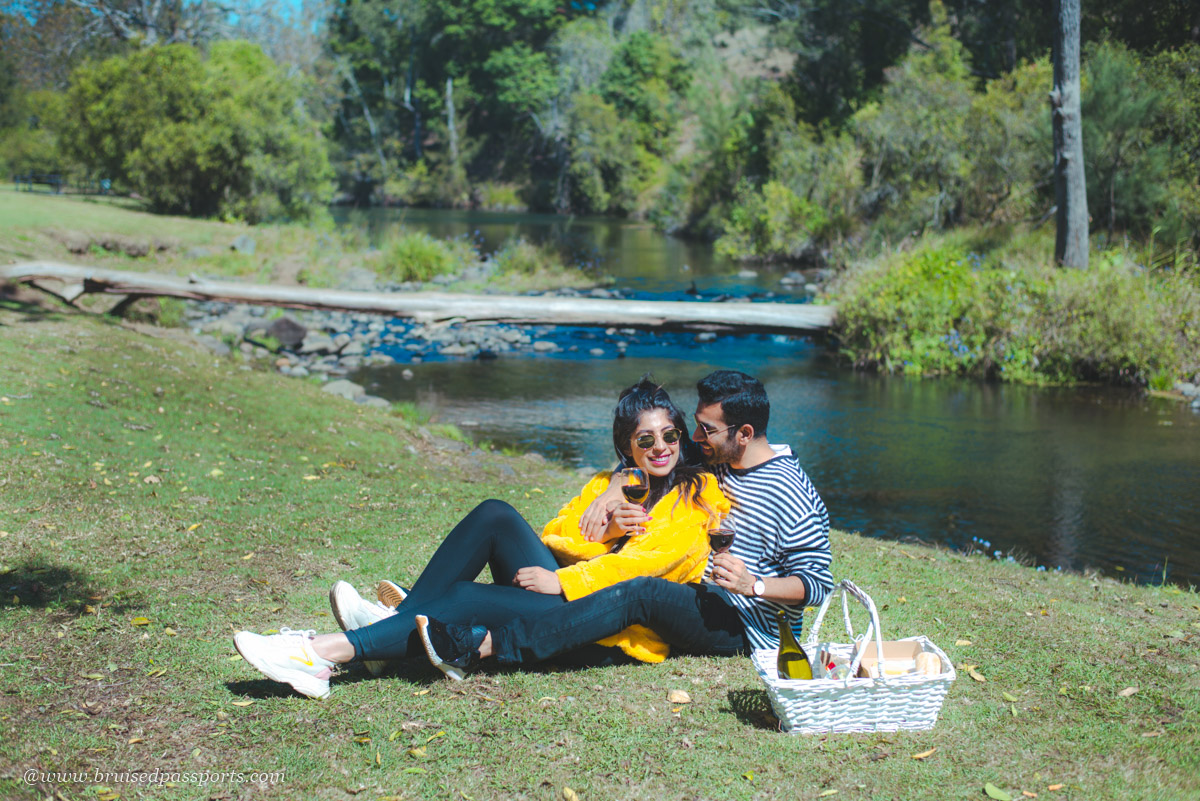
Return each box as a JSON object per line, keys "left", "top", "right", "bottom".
{"left": 620, "top": 468, "right": 649, "bottom": 506}
{"left": 708, "top": 515, "right": 736, "bottom": 554}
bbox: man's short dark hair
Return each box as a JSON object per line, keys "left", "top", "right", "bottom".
{"left": 697, "top": 370, "right": 769, "bottom": 438}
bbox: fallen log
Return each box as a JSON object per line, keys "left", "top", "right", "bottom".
{"left": 0, "top": 261, "right": 836, "bottom": 334}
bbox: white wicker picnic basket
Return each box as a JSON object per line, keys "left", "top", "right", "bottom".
{"left": 751, "top": 579, "right": 955, "bottom": 734}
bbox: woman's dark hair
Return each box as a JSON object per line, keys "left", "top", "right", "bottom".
{"left": 612, "top": 375, "right": 712, "bottom": 515}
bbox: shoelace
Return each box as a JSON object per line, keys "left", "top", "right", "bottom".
{"left": 277, "top": 627, "right": 317, "bottom": 639}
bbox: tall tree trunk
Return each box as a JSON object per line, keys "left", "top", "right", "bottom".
{"left": 1051, "top": 0, "right": 1088, "bottom": 268}
{"left": 445, "top": 77, "right": 459, "bottom": 170}
{"left": 403, "top": 46, "right": 421, "bottom": 160}
{"left": 444, "top": 76, "right": 456, "bottom": 172}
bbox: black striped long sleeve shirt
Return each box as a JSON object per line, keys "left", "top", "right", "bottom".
{"left": 709, "top": 450, "right": 833, "bottom": 650}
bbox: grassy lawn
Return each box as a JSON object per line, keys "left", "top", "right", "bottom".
{"left": 0, "top": 301, "right": 1198, "bottom": 800}
{"left": 0, "top": 187, "right": 594, "bottom": 293}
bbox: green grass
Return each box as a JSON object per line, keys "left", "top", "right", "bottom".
{"left": 0, "top": 187, "right": 592, "bottom": 294}
{"left": 0, "top": 303, "right": 1198, "bottom": 800}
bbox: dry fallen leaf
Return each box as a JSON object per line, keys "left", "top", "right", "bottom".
{"left": 1117, "top": 686, "right": 1139, "bottom": 698}
{"left": 911, "top": 748, "right": 937, "bottom": 760}
{"left": 80, "top": 673, "right": 104, "bottom": 680}
{"left": 562, "top": 788, "right": 580, "bottom": 801}
{"left": 818, "top": 791, "right": 838, "bottom": 797}
{"left": 968, "top": 668, "right": 987, "bottom": 682}
{"left": 955, "top": 639, "right": 972, "bottom": 647}
{"left": 131, "top": 617, "right": 151, "bottom": 627}
{"left": 407, "top": 746, "right": 426, "bottom": 758}
{"left": 163, "top": 627, "right": 177, "bottom": 636}
{"left": 1002, "top": 692, "right": 1019, "bottom": 703}
{"left": 1047, "top": 785, "right": 1064, "bottom": 792}
{"left": 667, "top": 689, "right": 692, "bottom": 704}
{"left": 231, "top": 700, "right": 253, "bottom": 707}
{"left": 186, "top": 523, "right": 201, "bottom": 532}
{"left": 1023, "top": 792, "right": 1038, "bottom": 798}
{"left": 127, "top": 737, "right": 143, "bottom": 744}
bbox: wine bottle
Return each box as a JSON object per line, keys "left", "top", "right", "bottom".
{"left": 776, "top": 609, "right": 812, "bottom": 680}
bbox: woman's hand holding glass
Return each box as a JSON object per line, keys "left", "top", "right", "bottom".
{"left": 602, "top": 501, "right": 651, "bottom": 540}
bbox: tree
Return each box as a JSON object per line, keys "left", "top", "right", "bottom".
{"left": 60, "top": 42, "right": 334, "bottom": 221}
{"left": 1082, "top": 43, "right": 1170, "bottom": 237}
{"left": 1051, "top": 0, "right": 1088, "bottom": 268}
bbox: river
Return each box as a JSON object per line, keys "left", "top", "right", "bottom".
{"left": 333, "top": 207, "right": 1200, "bottom": 587}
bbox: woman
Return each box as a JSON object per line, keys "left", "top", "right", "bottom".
{"left": 233, "top": 377, "right": 728, "bottom": 698}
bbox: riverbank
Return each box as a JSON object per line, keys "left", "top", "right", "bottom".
{"left": 829, "top": 230, "right": 1200, "bottom": 394}
{"left": 1, "top": 303, "right": 1197, "bottom": 800}
{"left": 0, "top": 187, "right": 597, "bottom": 299}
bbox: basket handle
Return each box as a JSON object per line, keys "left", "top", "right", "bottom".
{"left": 803, "top": 579, "right": 886, "bottom": 679}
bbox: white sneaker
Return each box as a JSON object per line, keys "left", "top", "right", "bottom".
{"left": 375, "top": 580, "right": 409, "bottom": 609}
{"left": 329, "top": 580, "right": 395, "bottom": 676}
{"left": 233, "top": 627, "right": 334, "bottom": 699}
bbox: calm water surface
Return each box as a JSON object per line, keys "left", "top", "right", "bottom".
{"left": 338, "top": 208, "right": 1200, "bottom": 587}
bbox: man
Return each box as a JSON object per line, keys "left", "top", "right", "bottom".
{"left": 417, "top": 370, "right": 834, "bottom": 679}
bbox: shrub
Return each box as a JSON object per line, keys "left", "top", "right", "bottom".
{"left": 715, "top": 180, "right": 827, "bottom": 262}
{"left": 59, "top": 42, "right": 333, "bottom": 222}
{"left": 378, "top": 227, "right": 475, "bottom": 283}
{"left": 832, "top": 236, "right": 1200, "bottom": 387}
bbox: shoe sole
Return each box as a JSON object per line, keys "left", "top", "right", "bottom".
{"left": 415, "top": 614, "right": 466, "bottom": 681}
{"left": 376, "top": 580, "right": 408, "bottom": 608}
{"left": 328, "top": 583, "right": 387, "bottom": 677}
{"left": 233, "top": 633, "right": 330, "bottom": 700}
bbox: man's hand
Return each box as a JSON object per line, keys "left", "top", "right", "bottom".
{"left": 580, "top": 479, "right": 626, "bottom": 541}
{"left": 711, "top": 552, "right": 755, "bottom": 595}
{"left": 513, "top": 566, "right": 563, "bottom": 595}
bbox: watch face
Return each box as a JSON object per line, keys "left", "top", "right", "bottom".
{"left": 753, "top": 579, "right": 765, "bottom": 596}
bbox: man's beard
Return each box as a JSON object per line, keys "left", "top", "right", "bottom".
{"left": 701, "top": 436, "right": 739, "bottom": 466}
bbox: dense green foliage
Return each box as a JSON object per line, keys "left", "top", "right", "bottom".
{"left": 834, "top": 238, "right": 1200, "bottom": 387}
{"left": 3, "top": 0, "right": 1197, "bottom": 247}
{"left": 57, "top": 42, "right": 333, "bottom": 222}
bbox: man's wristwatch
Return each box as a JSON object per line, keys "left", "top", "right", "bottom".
{"left": 752, "top": 577, "right": 766, "bottom": 597}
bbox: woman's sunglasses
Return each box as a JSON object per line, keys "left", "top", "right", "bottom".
{"left": 635, "top": 428, "right": 683, "bottom": 450}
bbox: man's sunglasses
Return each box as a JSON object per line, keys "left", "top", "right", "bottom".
{"left": 635, "top": 428, "right": 683, "bottom": 450}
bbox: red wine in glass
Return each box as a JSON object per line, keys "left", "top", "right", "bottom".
{"left": 621, "top": 468, "right": 649, "bottom": 505}
{"left": 708, "top": 528, "right": 735, "bottom": 553}
{"left": 622, "top": 484, "right": 649, "bottom": 504}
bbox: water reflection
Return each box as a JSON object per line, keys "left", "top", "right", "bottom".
{"left": 355, "top": 345, "right": 1200, "bottom": 587}
{"left": 337, "top": 207, "right": 1200, "bottom": 587}
{"left": 331, "top": 206, "right": 811, "bottom": 295}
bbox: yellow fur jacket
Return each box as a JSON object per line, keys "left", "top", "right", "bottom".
{"left": 540, "top": 472, "right": 729, "bottom": 663}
